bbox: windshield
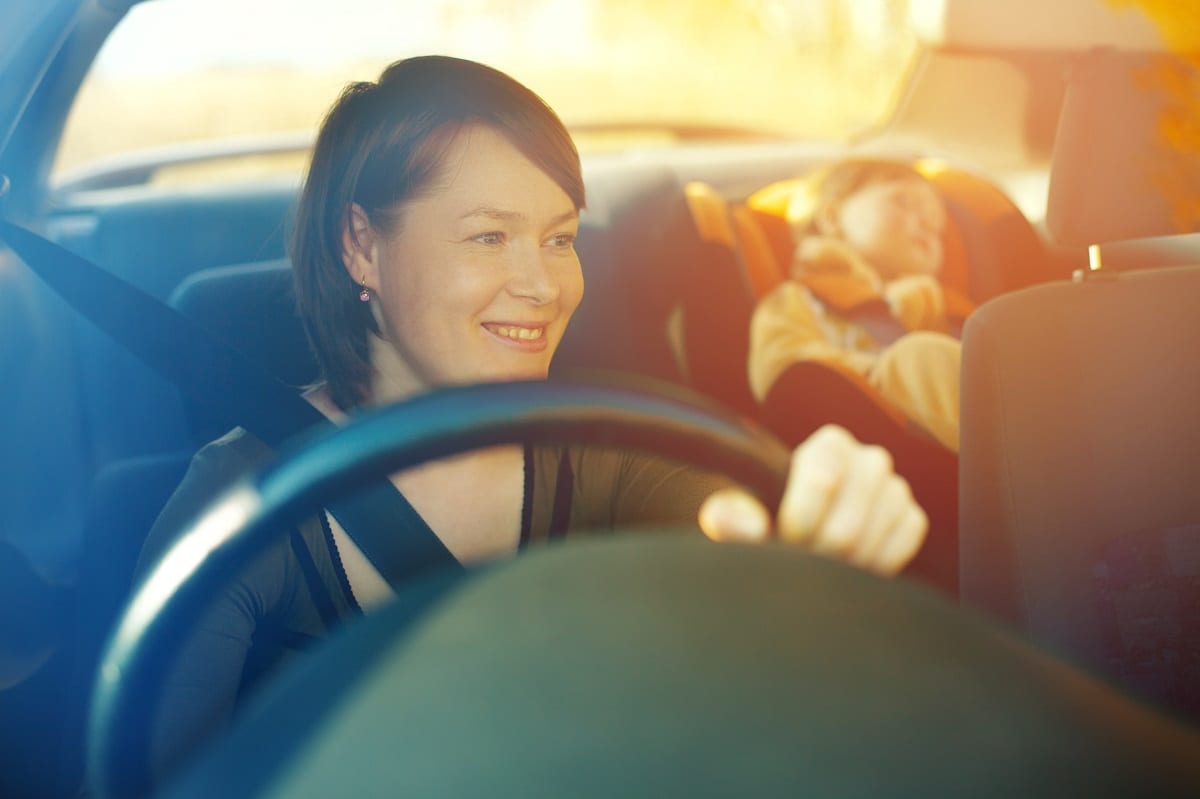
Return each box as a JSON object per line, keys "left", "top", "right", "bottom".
{"left": 53, "top": 0, "right": 917, "bottom": 185}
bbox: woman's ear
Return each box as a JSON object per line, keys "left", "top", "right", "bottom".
{"left": 341, "top": 203, "right": 379, "bottom": 289}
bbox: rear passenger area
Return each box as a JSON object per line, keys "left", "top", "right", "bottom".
{"left": 674, "top": 159, "right": 1059, "bottom": 592}
{"left": 37, "top": 149, "right": 1065, "bottom": 593}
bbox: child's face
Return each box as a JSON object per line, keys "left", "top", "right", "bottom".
{"left": 823, "top": 177, "right": 946, "bottom": 280}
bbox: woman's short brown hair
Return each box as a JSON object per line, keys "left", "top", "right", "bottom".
{"left": 291, "top": 55, "right": 586, "bottom": 410}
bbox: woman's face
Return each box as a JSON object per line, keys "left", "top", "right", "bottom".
{"left": 824, "top": 177, "right": 946, "bottom": 280}
{"left": 347, "top": 123, "right": 583, "bottom": 399}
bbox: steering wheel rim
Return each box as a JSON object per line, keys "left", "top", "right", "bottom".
{"left": 87, "top": 376, "right": 792, "bottom": 799}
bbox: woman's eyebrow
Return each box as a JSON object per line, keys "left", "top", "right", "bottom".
{"left": 547, "top": 209, "right": 580, "bottom": 226}
{"left": 461, "top": 206, "right": 523, "bottom": 222}
{"left": 460, "top": 207, "right": 578, "bottom": 226}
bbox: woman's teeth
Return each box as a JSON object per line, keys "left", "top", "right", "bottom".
{"left": 492, "top": 325, "right": 544, "bottom": 341}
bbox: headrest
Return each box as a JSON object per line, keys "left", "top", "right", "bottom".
{"left": 169, "top": 259, "right": 317, "bottom": 390}
{"left": 683, "top": 181, "right": 787, "bottom": 301}
{"left": 743, "top": 179, "right": 804, "bottom": 281}
{"left": 909, "top": 0, "right": 1168, "bottom": 52}
{"left": 1045, "top": 50, "right": 1200, "bottom": 247}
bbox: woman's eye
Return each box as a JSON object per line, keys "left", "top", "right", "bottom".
{"left": 547, "top": 232, "right": 575, "bottom": 249}
{"left": 474, "top": 231, "right": 505, "bottom": 245}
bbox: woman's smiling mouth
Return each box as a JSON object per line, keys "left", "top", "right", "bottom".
{"left": 482, "top": 322, "right": 549, "bottom": 351}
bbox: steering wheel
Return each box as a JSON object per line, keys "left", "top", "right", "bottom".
{"left": 87, "top": 376, "right": 793, "bottom": 799}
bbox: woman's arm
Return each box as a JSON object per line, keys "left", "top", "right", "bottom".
{"left": 133, "top": 430, "right": 286, "bottom": 785}
{"left": 576, "top": 422, "right": 926, "bottom": 577}
{"left": 600, "top": 449, "right": 732, "bottom": 531}
{"left": 699, "top": 425, "right": 927, "bottom": 575}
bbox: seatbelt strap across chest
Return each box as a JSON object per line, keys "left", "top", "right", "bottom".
{"left": 0, "top": 218, "right": 459, "bottom": 582}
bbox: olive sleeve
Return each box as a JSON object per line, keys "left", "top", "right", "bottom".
{"left": 133, "top": 429, "right": 292, "bottom": 786}
{"left": 567, "top": 447, "right": 736, "bottom": 533}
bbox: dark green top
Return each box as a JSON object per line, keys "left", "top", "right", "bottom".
{"left": 136, "top": 427, "right": 730, "bottom": 784}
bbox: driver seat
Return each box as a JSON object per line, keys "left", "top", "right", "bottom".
{"left": 52, "top": 258, "right": 318, "bottom": 797}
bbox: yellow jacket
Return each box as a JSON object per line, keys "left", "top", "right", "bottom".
{"left": 748, "top": 237, "right": 970, "bottom": 452}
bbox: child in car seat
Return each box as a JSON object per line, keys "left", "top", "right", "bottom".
{"left": 748, "top": 159, "right": 972, "bottom": 452}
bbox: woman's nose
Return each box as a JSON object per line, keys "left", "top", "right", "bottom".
{"left": 507, "top": 244, "right": 560, "bottom": 305}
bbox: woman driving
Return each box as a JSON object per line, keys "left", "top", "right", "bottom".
{"left": 136, "top": 55, "right": 928, "bottom": 787}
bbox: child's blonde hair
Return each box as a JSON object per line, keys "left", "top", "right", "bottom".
{"left": 787, "top": 158, "right": 932, "bottom": 241}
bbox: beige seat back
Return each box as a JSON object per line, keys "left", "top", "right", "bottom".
{"left": 959, "top": 263, "right": 1200, "bottom": 718}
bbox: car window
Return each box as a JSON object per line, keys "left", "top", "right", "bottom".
{"left": 52, "top": 0, "right": 918, "bottom": 188}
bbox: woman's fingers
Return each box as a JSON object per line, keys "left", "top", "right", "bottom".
{"left": 846, "top": 473, "right": 919, "bottom": 572}
{"left": 698, "top": 424, "right": 929, "bottom": 574}
{"left": 776, "top": 424, "right": 928, "bottom": 574}
{"left": 699, "top": 487, "right": 771, "bottom": 543}
{"left": 775, "top": 425, "right": 855, "bottom": 547}
{"left": 806, "top": 442, "right": 894, "bottom": 560}
{"left": 872, "top": 503, "right": 929, "bottom": 575}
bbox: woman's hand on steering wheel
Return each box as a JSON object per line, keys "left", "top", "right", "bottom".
{"left": 698, "top": 424, "right": 928, "bottom": 575}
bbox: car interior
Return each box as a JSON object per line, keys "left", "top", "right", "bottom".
{"left": 0, "top": 0, "right": 1198, "bottom": 796}
{"left": 959, "top": 39, "right": 1200, "bottom": 721}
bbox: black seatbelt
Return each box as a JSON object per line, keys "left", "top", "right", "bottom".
{"left": 0, "top": 218, "right": 459, "bottom": 581}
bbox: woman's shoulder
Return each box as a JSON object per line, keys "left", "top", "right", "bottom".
{"left": 167, "top": 427, "right": 283, "bottom": 502}
{"left": 136, "top": 428, "right": 276, "bottom": 572}
{"left": 165, "top": 427, "right": 276, "bottom": 515}
{"left": 194, "top": 427, "right": 274, "bottom": 473}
